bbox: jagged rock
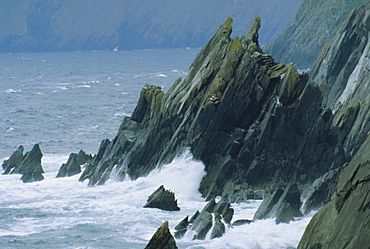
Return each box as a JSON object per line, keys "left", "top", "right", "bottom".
{"left": 298, "top": 136, "right": 370, "bottom": 249}
{"left": 56, "top": 150, "right": 93, "bottom": 178}
{"left": 144, "top": 185, "right": 180, "bottom": 211}
{"left": 174, "top": 216, "right": 188, "bottom": 239}
{"left": 145, "top": 221, "right": 178, "bottom": 249}
{"left": 192, "top": 211, "right": 213, "bottom": 240}
{"left": 210, "top": 214, "right": 225, "bottom": 239}
{"left": 175, "top": 198, "right": 234, "bottom": 240}
{"left": 2, "top": 145, "right": 24, "bottom": 174}
{"left": 301, "top": 167, "right": 342, "bottom": 214}
{"left": 12, "top": 144, "right": 45, "bottom": 183}
{"left": 254, "top": 184, "right": 302, "bottom": 224}
{"left": 80, "top": 12, "right": 369, "bottom": 209}
{"left": 265, "top": 0, "right": 368, "bottom": 68}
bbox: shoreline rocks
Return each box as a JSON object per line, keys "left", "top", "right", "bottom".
{"left": 144, "top": 185, "right": 180, "bottom": 211}
{"left": 2, "top": 144, "right": 45, "bottom": 183}
{"left": 145, "top": 221, "right": 178, "bottom": 249}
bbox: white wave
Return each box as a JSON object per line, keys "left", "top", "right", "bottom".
{"left": 6, "top": 126, "right": 14, "bottom": 133}
{"left": 76, "top": 85, "right": 91, "bottom": 88}
{"left": 4, "top": 89, "right": 21, "bottom": 93}
{"left": 155, "top": 73, "right": 167, "bottom": 77}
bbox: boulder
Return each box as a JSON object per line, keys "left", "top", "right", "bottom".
{"left": 2, "top": 145, "right": 24, "bottom": 174}
{"left": 210, "top": 214, "right": 225, "bottom": 239}
{"left": 145, "top": 221, "right": 178, "bottom": 249}
{"left": 12, "top": 144, "right": 45, "bottom": 183}
{"left": 144, "top": 185, "right": 180, "bottom": 211}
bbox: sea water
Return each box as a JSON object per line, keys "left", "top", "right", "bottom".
{"left": 0, "top": 49, "right": 313, "bottom": 248}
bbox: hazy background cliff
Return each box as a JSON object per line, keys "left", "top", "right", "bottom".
{"left": 265, "top": 0, "right": 368, "bottom": 68}
{"left": 0, "top": 0, "right": 303, "bottom": 52}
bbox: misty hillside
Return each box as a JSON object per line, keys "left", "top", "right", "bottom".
{"left": 0, "top": 0, "right": 302, "bottom": 52}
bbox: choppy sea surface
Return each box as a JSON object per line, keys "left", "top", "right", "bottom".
{"left": 0, "top": 49, "right": 313, "bottom": 249}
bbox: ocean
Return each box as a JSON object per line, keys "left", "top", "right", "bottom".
{"left": 0, "top": 49, "right": 313, "bottom": 249}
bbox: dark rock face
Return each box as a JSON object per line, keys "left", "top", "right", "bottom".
{"left": 144, "top": 185, "right": 180, "bottom": 211}
{"left": 175, "top": 198, "right": 234, "bottom": 240}
{"left": 2, "top": 144, "right": 45, "bottom": 183}
{"left": 298, "top": 136, "right": 370, "bottom": 249}
{"left": 80, "top": 16, "right": 347, "bottom": 202}
{"left": 254, "top": 184, "right": 302, "bottom": 224}
{"left": 265, "top": 0, "right": 368, "bottom": 68}
{"left": 145, "top": 221, "right": 178, "bottom": 249}
{"left": 2, "top": 145, "right": 24, "bottom": 174}
{"left": 56, "top": 150, "right": 93, "bottom": 178}
{"left": 301, "top": 167, "right": 341, "bottom": 214}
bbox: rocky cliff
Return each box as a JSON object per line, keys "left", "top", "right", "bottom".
{"left": 78, "top": 10, "right": 370, "bottom": 205}
{"left": 265, "top": 0, "right": 368, "bottom": 68}
{"left": 0, "top": 0, "right": 302, "bottom": 52}
{"left": 298, "top": 136, "right": 370, "bottom": 249}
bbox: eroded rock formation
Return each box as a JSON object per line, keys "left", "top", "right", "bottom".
{"left": 56, "top": 149, "right": 93, "bottom": 178}
{"left": 2, "top": 144, "right": 45, "bottom": 183}
{"left": 145, "top": 221, "right": 178, "bottom": 249}
{"left": 144, "top": 185, "right": 180, "bottom": 211}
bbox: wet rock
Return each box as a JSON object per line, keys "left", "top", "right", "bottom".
{"left": 56, "top": 150, "right": 93, "bottom": 178}
{"left": 12, "top": 144, "right": 45, "bottom": 183}
{"left": 254, "top": 184, "right": 302, "bottom": 224}
{"left": 145, "top": 221, "right": 178, "bottom": 249}
{"left": 301, "top": 167, "right": 342, "bottom": 214}
{"left": 144, "top": 185, "right": 180, "bottom": 211}
{"left": 174, "top": 216, "right": 188, "bottom": 239}
{"left": 2, "top": 145, "right": 24, "bottom": 174}
{"left": 175, "top": 198, "right": 234, "bottom": 240}
{"left": 232, "top": 219, "right": 253, "bottom": 226}
{"left": 298, "top": 136, "right": 370, "bottom": 249}
{"left": 210, "top": 214, "right": 225, "bottom": 239}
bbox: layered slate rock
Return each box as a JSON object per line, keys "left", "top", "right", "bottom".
{"left": 10, "top": 144, "right": 45, "bottom": 183}
{"left": 254, "top": 184, "right": 302, "bottom": 224}
{"left": 2, "top": 145, "right": 24, "bottom": 174}
{"left": 144, "top": 185, "right": 180, "bottom": 211}
{"left": 175, "top": 198, "right": 234, "bottom": 240}
{"left": 80, "top": 12, "right": 369, "bottom": 206}
{"left": 145, "top": 221, "right": 178, "bottom": 249}
{"left": 301, "top": 167, "right": 341, "bottom": 214}
{"left": 298, "top": 136, "right": 370, "bottom": 249}
{"left": 56, "top": 149, "right": 93, "bottom": 178}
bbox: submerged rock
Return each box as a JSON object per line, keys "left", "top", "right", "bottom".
{"left": 2, "top": 145, "right": 24, "bottom": 174}
{"left": 144, "top": 185, "right": 180, "bottom": 211}
{"left": 145, "top": 221, "right": 178, "bottom": 249}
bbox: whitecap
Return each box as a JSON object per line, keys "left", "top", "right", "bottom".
{"left": 155, "top": 73, "right": 167, "bottom": 77}
{"left": 76, "top": 85, "right": 91, "bottom": 88}
{"left": 4, "top": 89, "right": 21, "bottom": 93}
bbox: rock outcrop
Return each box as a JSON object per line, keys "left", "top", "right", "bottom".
{"left": 298, "top": 136, "right": 370, "bottom": 249}
{"left": 175, "top": 198, "right": 234, "bottom": 240}
{"left": 80, "top": 16, "right": 349, "bottom": 202}
{"left": 2, "top": 145, "right": 24, "bottom": 174}
{"left": 253, "top": 184, "right": 302, "bottom": 224}
{"left": 145, "top": 221, "right": 178, "bottom": 249}
{"left": 3, "top": 144, "right": 45, "bottom": 183}
{"left": 56, "top": 149, "right": 93, "bottom": 178}
{"left": 265, "top": 0, "right": 368, "bottom": 68}
{"left": 144, "top": 185, "right": 180, "bottom": 211}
